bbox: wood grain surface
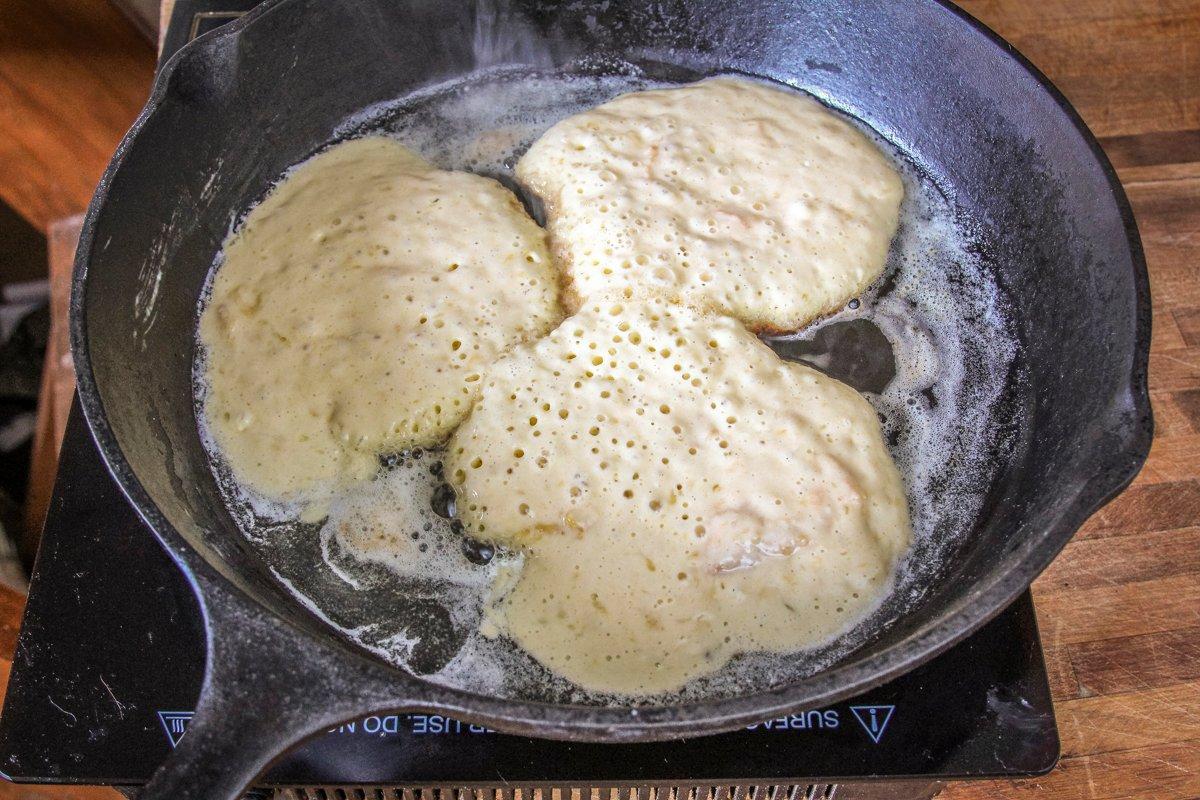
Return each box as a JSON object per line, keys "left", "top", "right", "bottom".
{"left": 20, "top": 217, "right": 81, "bottom": 562}
{"left": 0, "top": 0, "right": 155, "bottom": 232}
{"left": 1, "top": 1, "right": 1198, "bottom": 798}
{"left": 940, "top": 7, "right": 1200, "bottom": 797}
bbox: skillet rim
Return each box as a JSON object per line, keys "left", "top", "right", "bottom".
{"left": 67, "top": 0, "right": 1154, "bottom": 739}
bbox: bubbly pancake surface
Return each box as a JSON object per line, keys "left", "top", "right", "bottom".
{"left": 199, "top": 136, "right": 560, "bottom": 502}
{"left": 447, "top": 299, "right": 911, "bottom": 694}
{"left": 516, "top": 77, "right": 904, "bottom": 331}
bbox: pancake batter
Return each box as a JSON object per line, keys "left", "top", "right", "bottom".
{"left": 200, "top": 137, "right": 560, "bottom": 502}
{"left": 448, "top": 299, "right": 911, "bottom": 694}
{"left": 517, "top": 77, "right": 904, "bottom": 331}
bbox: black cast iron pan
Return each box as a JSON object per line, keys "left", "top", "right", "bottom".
{"left": 69, "top": 0, "right": 1152, "bottom": 797}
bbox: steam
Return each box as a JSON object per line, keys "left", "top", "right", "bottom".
{"left": 471, "top": 0, "right": 555, "bottom": 70}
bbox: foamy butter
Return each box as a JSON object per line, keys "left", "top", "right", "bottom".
{"left": 516, "top": 77, "right": 903, "bottom": 331}
{"left": 324, "top": 452, "right": 490, "bottom": 589}
{"left": 447, "top": 299, "right": 911, "bottom": 695}
{"left": 199, "top": 136, "right": 560, "bottom": 502}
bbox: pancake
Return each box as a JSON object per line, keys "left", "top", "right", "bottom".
{"left": 199, "top": 136, "right": 560, "bottom": 502}
{"left": 516, "top": 77, "right": 904, "bottom": 332}
{"left": 447, "top": 299, "right": 911, "bottom": 694}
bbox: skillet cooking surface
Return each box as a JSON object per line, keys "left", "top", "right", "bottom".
{"left": 199, "top": 67, "right": 1021, "bottom": 706}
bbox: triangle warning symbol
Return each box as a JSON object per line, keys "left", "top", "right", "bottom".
{"left": 157, "top": 710, "right": 194, "bottom": 748}
{"left": 849, "top": 704, "right": 895, "bottom": 744}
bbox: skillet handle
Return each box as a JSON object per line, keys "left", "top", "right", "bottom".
{"left": 137, "top": 696, "right": 287, "bottom": 800}
{"left": 137, "top": 570, "right": 415, "bottom": 800}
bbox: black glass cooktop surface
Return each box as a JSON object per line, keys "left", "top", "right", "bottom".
{"left": 0, "top": 405, "right": 1057, "bottom": 787}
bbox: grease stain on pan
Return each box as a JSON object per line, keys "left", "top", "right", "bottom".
{"left": 132, "top": 206, "right": 184, "bottom": 349}
{"left": 133, "top": 154, "right": 231, "bottom": 349}
{"left": 199, "top": 157, "right": 225, "bottom": 203}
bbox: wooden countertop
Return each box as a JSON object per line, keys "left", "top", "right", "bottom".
{"left": 2, "top": 1, "right": 1198, "bottom": 798}
{"left": 940, "top": 2, "right": 1200, "bottom": 795}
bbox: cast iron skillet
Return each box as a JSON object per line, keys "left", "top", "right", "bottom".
{"left": 70, "top": 0, "right": 1152, "bottom": 796}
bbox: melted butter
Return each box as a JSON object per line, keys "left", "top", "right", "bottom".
{"left": 447, "top": 299, "right": 911, "bottom": 695}
{"left": 326, "top": 452, "right": 488, "bottom": 585}
{"left": 516, "top": 77, "right": 903, "bottom": 332}
{"left": 199, "top": 137, "right": 560, "bottom": 501}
